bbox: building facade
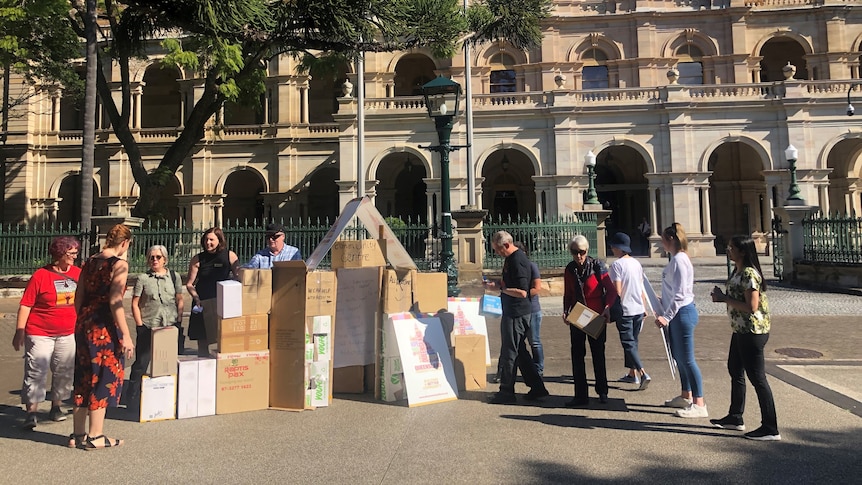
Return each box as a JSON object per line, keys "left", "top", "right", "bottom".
{"left": 4, "top": 0, "right": 862, "bottom": 257}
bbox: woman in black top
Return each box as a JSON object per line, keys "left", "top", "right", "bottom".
{"left": 186, "top": 227, "right": 240, "bottom": 357}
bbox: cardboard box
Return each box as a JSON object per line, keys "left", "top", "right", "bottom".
{"left": 177, "top": 358, "right": 217, "bottom": 419}
{"left": 217, "top": 280, "right": 243, "bottom": 318}
{"left": 382, "top": 269, "right": 414, "bottom": 313}
{"left": 312, "top": 315, "right": 332, "bottom": 361}
{"left": 215, "top": 350, "right": 270, "bottom": 414}
{"left": 333, "top": 365, "right": 364, "bottom": 393}
{"left": 331, "top": 240, "right": 386, "bottom": 269}
{"left": 240, "top": 269, "right": 272, "bottom": 315}
{"left": 270, "top": 261, "right": 337, "bottom": 410}
{"left": 308, "top": 361, "right": 331, "bottom": 407}
{"left": 565, "top": 302, "right": 607, "bottom": 339}
{"left": 149, "top": 326, "right": 179, "bottom": 377}
{"left": 217, "top": 314, "right": 269, "bottom": 353}
{"left": 380, "top": 356, "right": 406, "bottom": 402}
{"left": 412, "top": 272, "right": 448, "bottom": 313}
{"left": 140, "top": 375, "right": 177, "bottom": 422}
{"left": 453, "top": 335, "right": 487, "bottom": 391}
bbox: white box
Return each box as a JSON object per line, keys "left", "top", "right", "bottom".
{"left": 308, "top": 361, "right": 330, "bottom": 407}
{"left": 216, "top": 280, "right": 242, "bottom": 318}
{"left": 177, "top": 360, "right": 199, "bottom": 419}
{"left": 140, "top": 375, "right": 177, "bottom": 422}
{"left": 197, "top": 358, "right": 217, "bottom": 417}
{"left": 176, "top": 358, "right": 216, "bottom": 419}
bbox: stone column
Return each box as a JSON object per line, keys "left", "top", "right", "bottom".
{"left": 89, "top": 215, "right": 145, "bottom": 255}
{"left": 700, "top": 185, "right": 713, "bottom": 236}
{"left": 451, "top": 208, "right": 488, "bottom": 284}
{"left": 579, "top": 205, "right": 612, "bottom": 259}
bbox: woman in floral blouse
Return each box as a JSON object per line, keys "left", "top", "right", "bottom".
{"left": 710, "top": 235, "right": 780, "bottom": 441}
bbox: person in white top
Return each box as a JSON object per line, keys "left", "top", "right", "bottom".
{"left": 608, "top": 232, "right": 651, "bottom": 390}
{"left": 655, "top": 223, "right": 707, "bottom": 418}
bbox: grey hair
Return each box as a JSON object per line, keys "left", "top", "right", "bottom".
{"left": 492, "top": 230, "right": 513, "bottom": 246}
{"left": 148, "top": 245, "right": 169, "bottom": 263}
{"left": 569, "top": 235, "right": 589, "bottom": 251}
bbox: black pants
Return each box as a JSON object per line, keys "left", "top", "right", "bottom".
{"left": 130, "top": 325, "right": 152, "bottom": 384}
{"left": 570, "top": 325, "right": 608, "bottom": 398}
{"left": 727, "top": 332, "right": 779, "bottom": 434}
{"left": 498, "top": 313, "right": 545, "bottom": 395}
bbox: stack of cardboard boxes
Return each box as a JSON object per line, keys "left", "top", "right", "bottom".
{"left": 212, "top": 272, "right": 271, "bottom": 414}
{"left": 140, "top": 325, "right": 180, "bottom": 422}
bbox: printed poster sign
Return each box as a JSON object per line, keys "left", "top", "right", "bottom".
{"left": 447, "top": 298, "right": 492, "bottom": 365}
{"left": 390, "top": 312, "right": 458, "bottom": 407}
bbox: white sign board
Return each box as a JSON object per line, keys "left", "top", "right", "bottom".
{"left": 390, "top": 312, "right": 458, "bottom": 407}
{"left": 447, "top": 297, "right": 492, "bottom": 365}
{"left": 334, "top": 267, "right": 381, "bottom": 368}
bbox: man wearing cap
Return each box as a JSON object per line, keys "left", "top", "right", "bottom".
{"left": 245, "top": 223, "right": 303, "bottom": 268}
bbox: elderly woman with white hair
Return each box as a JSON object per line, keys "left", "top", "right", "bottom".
{"left": 562, "top": 235, "right": 619, "bottom": 407}
{"left": 125, "top": 244, "right": 184, "bottom": 407}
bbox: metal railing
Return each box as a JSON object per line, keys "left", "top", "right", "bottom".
{"left": 801, "top": 212, "right": 862, "bottom": 264}
{"left": 482, "top": 213, "right": 599, "bottom": 270}
{"left": 0, "top": 218, "right": 440, "bottom": 276}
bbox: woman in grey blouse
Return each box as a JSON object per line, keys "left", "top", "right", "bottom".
{"left": 124, "top": 245, "right": 184, "bottom": 408}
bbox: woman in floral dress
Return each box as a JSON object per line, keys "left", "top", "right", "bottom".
{"left": 71, "top": 224, "right": 134, "bottom": 450}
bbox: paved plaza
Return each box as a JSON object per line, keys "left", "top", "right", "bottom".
{"left": 0, "top": 259, "right": 860, "bottom": 484}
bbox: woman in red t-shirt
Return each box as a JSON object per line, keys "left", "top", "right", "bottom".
{"left": 12, "top": 236, "right": 81, "bottom": 432}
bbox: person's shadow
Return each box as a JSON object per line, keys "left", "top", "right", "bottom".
{"left": 0, "top": 404, "right": 72, "bottom": 447}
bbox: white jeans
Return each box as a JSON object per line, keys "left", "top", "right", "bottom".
{"left": 22, "top": 334, "right": 75, "bottom": 405}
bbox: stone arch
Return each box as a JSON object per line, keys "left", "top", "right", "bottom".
{"left": 214, "top": 165, "right": 269, "bottom": 195}
{"left": 476, "top": 142, "right": 541, "bottom": 178}
{"left": 480, "top": 147, "right": 537, "bottom": 220}
{"left": 386, "top": 50, "right": 439, "bottom": 73}
{"left": 220, "top": 166, "right": 268, "bottom": 224}
{"left": 567, "top": 35, "right": 623, "bottom": 63}
{"left": 373, "top": 151, "right": 429, "bottom": 223}
{"left": 697, "top": 136, "right": 771, "bottom": 173}
{"left": 818, "top": 131, "right": 862, "bottom": 173}
{"left": 367, "top": 146, "right": 433, "bottom": 181}
{"left": 48, "top": 171, "right": 101, "bottom": 200}
{"left": 392, "top": 53, "right": 438, "bottom": 96}
{"left": 661, "top": 30, "right": 719, "bottom": 58}
{"left": 592, "top": 138, "right": 656, "bottom": 173}
{"left": 477, "top": 43, "right": 529, "bottom": 67}
{"left": 141, "top": 63, "right": 182, "bottom": 128}
{"left": 752, "top": 30, "right": 815, "bottom": 58}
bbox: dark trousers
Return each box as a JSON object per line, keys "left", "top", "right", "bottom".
{"left": 727, "top": 332, "right": 779, "bottom": 434}
{"left": 498, "top": 313, "right": 545, "bottom": 395}
{"left": 130, "top": 325, "right": 152, "bottom": 384}
{"left": 570, "top": 324, "right": 608, "bottom": 398}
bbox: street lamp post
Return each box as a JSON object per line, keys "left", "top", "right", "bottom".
{"left": 785, "top": 144, "right": 803, "bottom": 203}
{"left": 847, "top": 82, "right": 862, "bottom": 116}
{"left": 584, "top": 150, "right": 599, "bottom": 205}
{"left": 421, "top": 76, "right": 464, "bottom": 297}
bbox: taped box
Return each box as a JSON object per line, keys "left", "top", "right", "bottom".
{"left": 215, "top": 350, "right": 270, "bottom": 415}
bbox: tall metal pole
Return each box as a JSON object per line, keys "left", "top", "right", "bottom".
{"left": 435, "top": 116, "right": 460, "bottom": 297}
{"left": 356, "top": 53, "right": 365, "bottom": 197}
{"left": 463, "top": 0, "right": 475, "bottom": 208}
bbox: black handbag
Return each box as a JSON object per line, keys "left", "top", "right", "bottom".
{"left": 187, "top": 311, "right": 206, "bottom": 341}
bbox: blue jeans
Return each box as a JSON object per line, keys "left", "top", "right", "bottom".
{"left": 615, "top": 313, "right": 644, "bottom": 370}
{"left": 526, "top": 311, "right": 544, "bottom": 375}
{"left": 668, "top": 303, "right": 703, "bottom": 398}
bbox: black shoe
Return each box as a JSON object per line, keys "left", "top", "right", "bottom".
{"left": 48, "top": 406, "right": 66, "bottom": 422}
{"left": 22, "top": 413, "right": 37, "bottom": 430}
{"left": 710, "top": 415, "right": 745, "bottom": 431}
{"left": 488, "top": 392, "right": 517, "bottom": 405}
{"left": 565, "top": 397, "right": 590, "bottom": 407}
{"left": 744, "top": 427, "right": 781, "bottom": 441}
{"left": 524, "top": 388, "right": 550, "bottom": 401}
{"left": 599, "top": 394, "right": 609, "bottom": 404}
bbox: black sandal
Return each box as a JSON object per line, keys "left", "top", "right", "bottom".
{"left": 82, "top": 434, "right": 123, "bottom": 450}
{"left": 68, "top": 433, "right": 87, "bottom": 449}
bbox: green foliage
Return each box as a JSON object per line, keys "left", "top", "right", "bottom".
{"left": 385, "top": 216, "right": 408, "bottom": 230}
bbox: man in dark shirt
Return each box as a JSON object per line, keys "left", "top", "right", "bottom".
{"left": 487, "top": 231, "right": 549, "bottom": 404}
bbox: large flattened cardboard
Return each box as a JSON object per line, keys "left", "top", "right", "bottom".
{"left": 270, "top": 261, "right": 336, "bottom": 410}
{"left": 334, "top": 267, "right": 381, "bottom": 369}
{"left": 331, "top": 240, "right": 386, "bottom": 269}
{"left": 390, "top": 312, "right": 458, "bottom": 407}
{"left": 446, "top": 298, "right": 492, "bottom": 366}
{"left": 453, "top": 334, "right": 487, "bottom": 391}
{"left": 412, "top": 272, "right": 448, "bottom": 313}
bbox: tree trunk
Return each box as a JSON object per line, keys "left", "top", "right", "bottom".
{"left": 79, "top": 0, "right": 97, "bottom": 256}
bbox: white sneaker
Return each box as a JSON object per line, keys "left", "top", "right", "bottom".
{"left": 663, "top": 396, "right": 692, "bottom": 408}
{"left": 675, "top": 403, "right": 709, "bottom": 418}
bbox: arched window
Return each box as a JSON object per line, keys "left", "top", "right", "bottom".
{"left": 677, "top": 44, "right": 704, "bottom": 85}
{"left": 489, "top": 53, "right": 517, "bottom": 93}
{"left": 582, "top": 48, "right": 609, "bottom": 89}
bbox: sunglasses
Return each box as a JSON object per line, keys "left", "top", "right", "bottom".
{"left": 267, "top": 233, "right": 283, "bottom": 241}
{"left": 148, "top": 255, "right": 164, "bottom": 261}
{"left": 66, "top": 251, "right": 79, "bottom": 257}
{"left": 571, "top": 249, "right": 587, "bottom": 256}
